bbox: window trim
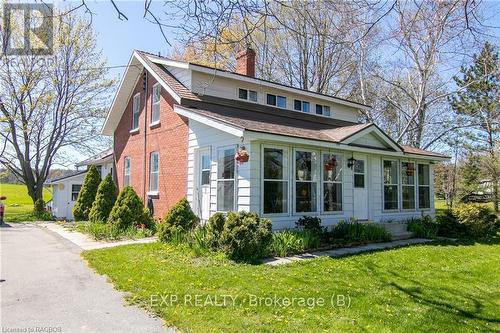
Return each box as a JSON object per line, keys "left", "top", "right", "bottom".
{"left": 131, "top": 93, "right": 140, "bottom": 131}
{"left": 417, "top": 163, "right": 431, "bottom": 210}
{"left": 71, "top": 184, "right": 82, "bottom": 201}
{"left": 321, "top": 151, "right": 344, "bottom": 214}
{"left": 148, "top": 151, "right": 159, "bottom": 195}
{"left": 261, "top": 145, "right": 290, "bottom": 217}
{"left": 237, "top": 88, "right": 258, "bottom": 103}
{"left": 216, "top": 145, "right": 238, "bottom": 212}
{"left": 316, "top": 104, "right": 331, "bottom": 117}
{"left": 382, "top": 159, "right": 400, "bottom": 212}
{"left": 401, "top": 161, "right": 416, "bottom": 211}
{"left": 293, "top": 148, "right": 320, "bottom": 215}
{"left": 123, "top": 157, "right": 131, "bottom": 187}
{"left": 151, "top": 83, "right": 161, "bottom": 125}
{"left": 294, "top": 99, "right": 310, "bottom": 113}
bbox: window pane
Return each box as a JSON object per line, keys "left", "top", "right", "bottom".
{"left": 418, "top": 164, "right": 430, "bottom": 185}
{"left": 324, "top": 106, "right": 330, "bottom": 116}
{"left": 132, "top": 94, "right": 140, "bottom": 129}
{"left": 264, "top": 148, "right": 284, "bottom": 180}
{"left": 277, "top": 96, "right": 286, "bottom": 108}
{"left": 419, "top": 187, "right": 430, "bottom": 209}
{"left": 323, "top": 154, "right": 342, "bottom": 182}
{"left": 324, "top": 182, "right": 342, "bottom": 211}
{"left": 402, "top": 186, "right": 415, "bottom": 209}
{"left": 354, "top": 160, "right": 364, "bottom": 173}
{"left": 264, "top": 181, "right": 288, "bottom": 214}
{"left": 384, "top": 185, "right": 398, "bottom": 210}
{"left": 296, "top": 151, "right": 317, "bottom": 181}
{"left": 238, "top": 88, "right": 247, "bottom": 100}
{"left": 152, "top": 104, "right": 160, "bottom": 123}
{"left": 267, "top": 94, "right": 276, "bottom": 106}
{"left": 201, "top": 171, "right": 210, "bottom": 185}
{"left": 294, "top": 100, "right": 302, "bottom": 111}
{"left": 124, "top": 175, "right": 129, "bottom": 187}
{"left": 401, "top": 162, "right": 415, "bottom": 185}
{"left": 218, "top": 148, "right": 235, "bottom": 179}
{"left": 71, "top": 185, "right": 81, "bottom": 201}
{"left": 249, "top": 90, "right": 257, "bottom": 102}
{"left": 354, "top": 174, "right": 365, "bottom": 188}
{"left": 316, "top": 104, "right": 323, "bottom": 115}
{"left": 303, "top": 101, "right": 310, "bottom": 113}
{"left": 384, "top": 160, "right": 398, "bottom": 184}
{"left": 217, "top": 181, "right": 234, "bottom": 211}
{"left": 153, "top": 84, "right": 161, "bottom": 103}
{"left": 296, "top": 182, "right": 317, "bottom": 212}
{"left": 151, "top": 153, "right": 159, "bottom": 172}
{"left": 150, "top": 173, "right": 158, "bottom": 191}
{"left": 202, "top": 155, "right": 210, "bottom": 170}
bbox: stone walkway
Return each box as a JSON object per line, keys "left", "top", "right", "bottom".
{"left": 39, "top": 222, "right": 157, "bottom": 250}
{"left": 264, "top": 238, "right": 433, "bottom": 266}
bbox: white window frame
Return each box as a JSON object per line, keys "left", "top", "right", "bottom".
{"left": 294, "top": 99, "right": 310, "bottom": 113}
{"left": 131, "top": 93, "right": 140, "bottom": 131}
{"left": 382, "top": 159, "right": 399, "bottom": 211}
{"left": 216, "top": 145, "right": 237, "bottom": 212}
{"left": 237, "top": 88, "right": 258, "bottom": 103}
{"left": 293, "top": 148, "right": 320, "bottom": 215}
{"left": 71, "top": 184, "right": 81, "bottom": 201}
{"left": 315, "top": 104, "right": 331, "bottom": 117}
{"left": 401, "top": 161, "right": 416, "bottom": 211}
{"left": 417, "top": 163, "right": 431, "bottom": 210}
{"left": 321, "top": 151, "right": 343, "bottom": 214}
{"left": 148, "top": 152, "right": 159, "bottom": 194}
{"left": 151, "top": 83, "right": 161, "bottom": 125}
{"left": 261, "top": 145, "right": 290, "bottom": 217}
{"left": 123, "top": 157, "right": 131, "bottom": 187}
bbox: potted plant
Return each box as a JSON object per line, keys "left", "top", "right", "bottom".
{"left": 235, "top": 146, "right": 249, "bottom": 163}
{"left": 406, "top": 163, "right": 414, "bottom": 176}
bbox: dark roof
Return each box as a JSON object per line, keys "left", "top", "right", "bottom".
{"left": 46, "top": 170, "right": 87, "bottom": 184}
{"left": 75, "top": 148, "right": 113, "bottom": 167}
{"left": 401, "top": 145, "right": 449, "bottom": 158}
{"left": 135, "top": 50, "right": 369, "bottom": 108}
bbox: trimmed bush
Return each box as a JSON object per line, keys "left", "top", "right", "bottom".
{"left": 89, "top": 174, "right": 117, "bottom": 223}
{"left": 219, "top": 211, "right": 273, "bottom": 262}
{"left": 206, "top": 212, "right": 226, "bottom": 249}
{"left": 270, "top": 230, "right": 303, "bottom": 257}
{"left": 107, "top": 186, "right": 152, "bottom": 230}
{"left": 157, "top": 198, "right": 199, "bottom": 242}
{"left": 436, "top": 210, "right": 465, "bottom": 238}
{"left": 296, "top": 216, "right": 324, "bottom": 234}
{"left": 407, "top": 216, "right": 438, "bottom": 238}
{"left": 452, "top": 203, "right": 498, "bottom": 237}
{"left": 73, "top": 165, "right": 101, "bottom": 221}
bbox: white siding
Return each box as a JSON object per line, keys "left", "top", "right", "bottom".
{"left": 49, "top": 173, "right": 86, "bottom": 220}
{"left": 352, "top": 132, "right": 389, "bottom": 149}
{"left": 166, "top": 66, "right": 192, "bottom": 89}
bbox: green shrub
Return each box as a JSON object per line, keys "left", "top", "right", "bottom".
{"left": 299, "top": 229, "right": 322, "bottom": 249}
{"left": 452, "top": 203, "right": 498, "bottom": 237}
{"left": 219, "top": 211, "right": 273, "bottom": 262}
{"left": 296, "top": 216, "right": 324, "bottom": 234}
{"left": 107, "top": 186, "right": 152, "bottom": 230}
{"left": 270, "top": 230, "right": 303, "bottom": 257}
{"left": 206, "top": 212, "right": 226, "bottom": 249}
{"left": 89, "top": 174, "right": 118, "bottom": 224}
{"left": 73, "top": 165, "right": 101, "bottom": 221}
{"left": 189, "top": 226, "right": 211, "bottom": 256}
{"left": 157, "top": 198, "right": 199, "bottom": 242}
{"left": 331, "top": 220, "right": 391, "bottom": 243}
{"left": 407, "top": 216, "right": 438, "bottom": 238}
{"left": 436, "top": 210, "right": 465, "bottom": 237}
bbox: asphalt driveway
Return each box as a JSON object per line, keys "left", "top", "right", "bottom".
{"left": 0, "top": 223, "right": 171, "bottom": 332}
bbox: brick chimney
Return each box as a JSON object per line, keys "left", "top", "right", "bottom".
{"left": 235, "top": 47, "right": 256, "bottom": 77}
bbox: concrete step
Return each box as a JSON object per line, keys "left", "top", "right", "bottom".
{"left": 391, "top": 232, "right": 415, "bottom": 241}
{"left": 380, "top": 223, "right": 409, "bottom": 233}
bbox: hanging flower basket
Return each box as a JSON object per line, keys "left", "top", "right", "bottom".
{"left": 235, "top": 147, "right": 249, "bottom": 163}
{"left": 325, "top": 163, "right": 334, "bottom": 171}
{"left": 324, "top": 156, "right": 337, "bottom": 170}
{"left": 406, "top": 163, "right": 414, "bottom": 176}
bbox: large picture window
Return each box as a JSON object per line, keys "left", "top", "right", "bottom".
{"left": 123, "top": 157, "right": 131, "bottom": 186}
{"left": 418, "top": 164, "right": 431, "bottom": 209}
{"left": 151, "top": 83, "right": 161, "bottom": 123}
{"left": 401, "top": 162, "right": 415, "bottom": 209}
{"left": 149, "top": 152, "right": 159, "bottom": 192}
{"left": 323, "top": 153, "right": 342, "bottom": 212}
{"left": 132, "top": 93, "right": 140, "bottom": 130}
{"left": 383, "top": 160, "right": 398, "bottom": 210}
{"left": 263, "top": 148, "right": 288, "bottom": 214}
{"left": 295, "top": 150, "right": 318, "bottom": 213}
{"left": 217, "top": 147, "right": 236, "bottom": 211}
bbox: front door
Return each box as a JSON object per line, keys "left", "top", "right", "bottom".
{"left": 353, "top": 155, "right": 368, "bottom": 220}
{"left": 198, "top": 149, "right": 211, "bottom": 221}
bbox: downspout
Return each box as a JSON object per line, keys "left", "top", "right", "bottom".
{"left": 142, "top": 70, "right": 148, "bottom": 202}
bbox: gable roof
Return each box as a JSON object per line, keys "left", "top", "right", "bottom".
{"left": 45, "top": 170, "right": 87, "bottom": 184}
{"left": 75, "top": 148, "right": 113, "bottom": 167}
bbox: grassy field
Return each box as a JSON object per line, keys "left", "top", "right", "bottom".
{"left": 0, "top": 183, "right": 52, "bottom": 221}
{"left": 83, "top": 239, "right": 500, "bottom": 332}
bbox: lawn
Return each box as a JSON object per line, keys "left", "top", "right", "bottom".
{"left": 0, "top": 183, "right": 52, "bottom": 221}
{"left": 83, "top": 240, "right": 500, "bottom": 332}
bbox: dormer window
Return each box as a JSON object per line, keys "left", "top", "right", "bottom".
{"left": 238, "top": 88, "right": 257, "bottom": 102}
{"left": 294, "top": 99, "right": 310, "bottom": 113}
{"left": 267, "top": 94, "right": 286, "bottom": 108}
{"left": 316, "top": 104, "right": 330, "bottom": 116}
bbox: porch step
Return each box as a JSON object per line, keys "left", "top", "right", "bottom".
{"left": 391, "top": 231, "right": 415, "bottom": 241}
{"left": 379, "top": 223, "right": 414, "bottom": 240}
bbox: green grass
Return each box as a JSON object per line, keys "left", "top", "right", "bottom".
{"left": 62, "top": 221, "right": 155, "bottom": 241}
{"left": 0, "top": 183, "right": 52, "bottom": 222}
{"left": 83, "top": 239, "right": 500, "bottom": 332}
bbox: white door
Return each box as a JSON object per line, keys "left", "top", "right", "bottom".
{"left": 353, "top": 155, "right": 368, "bottom": 220}
{"left": 197, "top": 149, "right": 211, "bottom": 221}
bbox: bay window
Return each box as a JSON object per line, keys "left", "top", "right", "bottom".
{"left": 401, "top": 162, "right": 415, "bottom": 209}
{"left": 263, "top": 148, "right": 288, "bottom": 214}
{"left": 383, "top": 160, "right": 398, "bottom": 210}
{"left": 323, "top": 153, "right": 342, "bottom": 212}
{"left": 418, "top": 164, "right": 431, "bottom": 209}
{"left": 217, "top": 147, "right": 236, "bottom": 211}
{"left": 295, "top": 150, "right": 318, "bottom": 213}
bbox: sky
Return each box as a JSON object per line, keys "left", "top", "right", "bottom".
{"left": 55, "top": 0, "right": 500, "bottom": 166}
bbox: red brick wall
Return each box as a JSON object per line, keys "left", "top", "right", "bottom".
{"left": 114, "top": 71, "right": 188, "bottom": 218}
